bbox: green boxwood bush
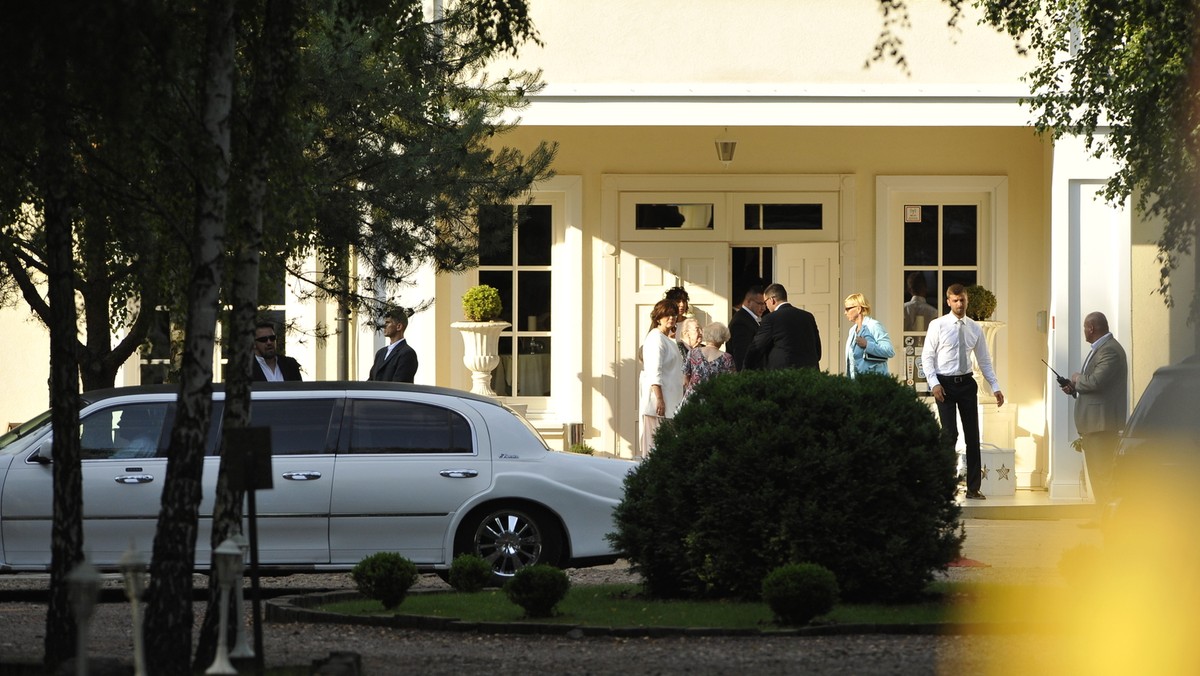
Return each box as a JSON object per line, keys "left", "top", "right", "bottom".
{"left": 762, "top": 563, "right": 839, "bottom": 625}
{"left": 448, "top": 553, "right": 494, "bottom": 593}
{"left": 504, "top": 564, "right": 570, "bottom": 617}
{"left": 462, "top": 284, "right": 503, "bottom": 321}
{"left": 351, "top": 552, "right": 418, "bottom": 610}
{"left": 964, "top": 284, "right": 997, "bottom": 321}
{"left": 610, "top": 369, "right": 963, "bottom": 602}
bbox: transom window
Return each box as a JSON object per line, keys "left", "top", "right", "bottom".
{"left": 478, "top": 204, "right": 553, "bottom": 398}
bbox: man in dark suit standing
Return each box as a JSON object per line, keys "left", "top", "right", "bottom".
{"left": 251, "top": 321, "right": 303, "bottom": 381}
{"left": 744, "top": 283, "right": 821, "bottom": 370}
{"left": 369, "top": 307, "right": 418, "bottom": 383}
{"left": 727, "top": 285, "right": 765, "bottom": 370}
{"left": 1060, "top": 311, "right": 1127, "bottom": 522}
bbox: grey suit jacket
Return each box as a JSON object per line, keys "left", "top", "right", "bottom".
{"left": 369, "top": 340, "right": 418, "bottom": 383}
{"left": 1073, "top": 336, "right": 1128, "bottom": 436}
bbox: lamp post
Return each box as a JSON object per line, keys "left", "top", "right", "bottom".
{"left": 229, "top": 532, "right": 253, "bottom": 660}
{"left": 66, "top": 558, "right": 102, "bottom": 676}
{"left": 206, "top": 538, "right": 243, "bottom": 675}
{"left": 118, "top": 543, "right": 148, "bottom": 676}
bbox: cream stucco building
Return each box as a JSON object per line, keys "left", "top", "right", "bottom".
{"left": 1, "top": 1, "right": 1194, "bottom": 501}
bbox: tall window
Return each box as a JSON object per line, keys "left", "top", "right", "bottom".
{"left": 900, "top": 203, "right": 979, "bottom": 390}
{"left": 478, "top": 204, "right": 553, "bottom": 398}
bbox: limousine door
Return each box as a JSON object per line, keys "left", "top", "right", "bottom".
{"left": 328, "top": 397, "right": 491, "bottom": 566}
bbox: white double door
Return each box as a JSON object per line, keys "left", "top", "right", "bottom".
{"left": 618, "top": 242, "right": 839, "bottom": 457}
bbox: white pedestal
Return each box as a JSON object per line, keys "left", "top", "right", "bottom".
{"left": 980, "top": 446, "right": 1016, "bottom": 496}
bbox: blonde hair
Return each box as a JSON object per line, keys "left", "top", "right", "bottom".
{"left": 703, "top": 322, "right": 730, "bottom": 346}
{"left": 844, "top": 292, "right": 871, "bottom": 315}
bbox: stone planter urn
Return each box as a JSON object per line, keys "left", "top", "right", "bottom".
{"left": 451, "top": 321, "right": 509, "bottom": 397}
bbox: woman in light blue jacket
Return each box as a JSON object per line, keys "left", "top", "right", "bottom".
{"left": 843, "top": 293, "right": 895, "bottom": 377}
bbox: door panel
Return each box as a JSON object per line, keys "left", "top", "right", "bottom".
{"left": 619, "top": 243, "right": 729, "bottom": 457}
{"left": 777, "top": 243, "right": 840, "bottom": 374}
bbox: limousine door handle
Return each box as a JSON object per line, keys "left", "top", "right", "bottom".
{"left": 439, "top": 469, "right": 479, "bottom": 479}
{"left": 115, "top": 474, "right": 154, "bottom": 484}
{"left": 282, "top": 471, "right": 323, "bottom": 481}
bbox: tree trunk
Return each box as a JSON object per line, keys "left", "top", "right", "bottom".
{"left": 40, "top": 36, "right": 85, "bottom": 674}
{"left": 143, "top": 0, "right": 235, "bottom": 672}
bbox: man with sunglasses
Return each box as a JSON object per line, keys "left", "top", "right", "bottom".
{"left": 251, "top": 321, "right": 304, "bottom": 381}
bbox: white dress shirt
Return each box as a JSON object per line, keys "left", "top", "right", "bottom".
{"left": 920, "top": 313, "right": 1001, "bottom": 392}
{"left": 254, "top": 355, "right": 284, "bottom": 382}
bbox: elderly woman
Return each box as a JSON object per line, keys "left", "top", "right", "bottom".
{"left": 843, "top": 292, "right": 895, "bottom": 377}
{"left": 639, "top": 299, "right": 685, "bottom": 458}
{"left": 676, "top": 317, "right": 702, "bottom": 357}
{"left": 683, "top": 321, "right": 737, "bottom": 400}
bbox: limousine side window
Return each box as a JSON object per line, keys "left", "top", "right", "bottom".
{"left": 81, "top": 404, "right": 171, "bottom": 459}
{"left": 346, "top": 399, "right": 472, "bottom": 454}
{"left": 247, "top": 398, "right": 340, "bottom": 455}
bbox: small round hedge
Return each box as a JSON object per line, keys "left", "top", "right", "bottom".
{"left": 504, "top": 564, "right": 570, "bottom": 617}
{"left": 610, "top": 369, "right": 963, "bottom": 602}
{"left": 964, "top": 284, "right": 997, "bottom": 321}
{"left": 449, "top": 554, "right": 494, "bottom": 593}
{"left": 462, "top": 284, "right": 503, "bottom": 321}
{"left": 351, "top": 552, "right": 418, "bottom": 609}
{"left": 762, "top": 563, "right": 839, "bottom": 626}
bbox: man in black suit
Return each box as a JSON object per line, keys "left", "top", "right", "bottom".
{"left": 368, "top": 307, "right": 418, "bottom": 383}
{"left": 744, "top": 283, "right": 821, "bottom": 370}
{"left": 727, "top": 285, "right": 765, "bottom": 370}
{"left": 251, "top": 321, "right": 303, "bottom": 381}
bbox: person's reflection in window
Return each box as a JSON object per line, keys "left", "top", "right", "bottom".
{"left": 904, "top": 271, "right": 938, "bottom": 332}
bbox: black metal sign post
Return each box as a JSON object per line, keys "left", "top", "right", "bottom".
{"left": 227, "top": 426, "right": 273, "bottom": 675}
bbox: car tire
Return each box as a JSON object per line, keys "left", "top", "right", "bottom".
{"left": 456, "top": 503, "right": 563, "bottom": 584}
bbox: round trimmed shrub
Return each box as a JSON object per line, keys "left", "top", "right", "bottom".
{"left": 964, "top": 284, "right": 997, "bottom": 321}
{"left": 762, "top": 563, "right": 839, "bottom": 625}
{"left": 504, "top": 564, "right": 570, "bottom": 617}
{"left": 610, "top": 369, "right": 963, "bottom": 602}
{"left": 449, "top": 553, "right": 494, "bottom": 593}
{"left": 351, "top": 552, "right": 418, "bottom": 610}
{"left": 462, "top": 284, "right": 503, "bottom": 321}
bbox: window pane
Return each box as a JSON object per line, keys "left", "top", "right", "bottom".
{"left": 517, "top": 205, "right": 552, "bottom": 266}
{"left": 901, "top": 270, "right": 939, "bottom": 332}
{"left": 478, "top": 270, "right": 513, "bottom": 325}
{"left": 903, "top": 205, "right": 938, "bottom": 266}
{"left": 517, "top": 271, "right": 551, "bottom": 331}
{"left": 635, "top": 204, "right": 713, "bottom": 230}
{"left": 516, "top": 338, "right": 551, "bottom": 396}
{"left": 942, "top": 205, "right": 978, "bottom": 266}
{"left": 81, "top": 404, "right": 170, "bottom": 460}
{"left": 347, "top": 400, "right": 472, "bottom": 454}
{"left": 249, "top": 399, "right": 338, "bottom": 455}
{"left": 745, "top": 204, "right": 822, "bottom": 230}
{"left": 492, "top": 336, "right": 513, "bottom": 396}
{"left": 478, "top": 204, "right": 514, "bottom": 266}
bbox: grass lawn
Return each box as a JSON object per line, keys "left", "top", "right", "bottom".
{"left": 318, "top": 581, "right": 1071, "bottom": 629}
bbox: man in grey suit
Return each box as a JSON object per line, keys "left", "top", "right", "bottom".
{"left": 744, "top": 283, "right": 821, "bottom": 370}
{"left": 1060, "top": 311, "right": 1128, "bottom": 521}
{"left": 369, "top": 307, "right": 419, "bottom": 383}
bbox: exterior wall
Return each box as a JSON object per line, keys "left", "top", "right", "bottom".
{"left": 0, "top": 306, "right": 51, "bottom": 427}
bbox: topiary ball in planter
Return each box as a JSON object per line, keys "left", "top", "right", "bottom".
{"left": 762, "top": 562, "right": 839, "bottom": 626}
{"left": 462, "top": 285, "right": 503, "bottom": 322}
{"left": 504, "top": 564, "right": 570, "bottom": 618}
{"left": 351, "top": 552, "right": 418, "bottom": 610}
{"left": 964, "top": 284, "right": 997, "bottom": 321}
{"left": 448, "top": 553, "right": 494, "bottom": 593}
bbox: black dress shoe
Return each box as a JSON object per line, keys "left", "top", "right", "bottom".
{"left": 965, "top": 491, "right": 987, "bottom": 500}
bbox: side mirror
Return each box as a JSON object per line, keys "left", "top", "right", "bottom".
{"left": 31, "top": 438, "right": 52, "bottom": 465}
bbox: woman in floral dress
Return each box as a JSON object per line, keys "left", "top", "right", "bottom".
{"left": 682, "top": 322, "right": 737, "bottom": 402}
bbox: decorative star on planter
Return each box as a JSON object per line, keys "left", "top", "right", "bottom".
{"left": 997, "top": 464, "right": 1011, "bottom": 481}
{"left": 981, "top": 465, "right": 990, "bottom": 480}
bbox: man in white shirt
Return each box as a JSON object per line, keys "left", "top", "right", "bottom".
{"left": 921, "top": 284, "right": 1005, "bottom": 500}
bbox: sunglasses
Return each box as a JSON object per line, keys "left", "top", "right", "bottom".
{"left": 255, "top": 335, "right": 277, "bottom": 343}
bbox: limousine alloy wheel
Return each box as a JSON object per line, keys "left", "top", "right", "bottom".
{"left": 458, "top": 503, "right": 563, "bottom": 582}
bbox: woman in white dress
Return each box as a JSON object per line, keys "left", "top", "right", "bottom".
{"left": 639, "top": 299, "right": 685, "bottom": 458}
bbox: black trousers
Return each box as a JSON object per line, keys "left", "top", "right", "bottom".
{"left": 936, "top": 375, "right": 981, "bottom": 493}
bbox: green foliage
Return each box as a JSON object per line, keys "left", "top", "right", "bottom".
{"left": 568, "top": 442, "right": 595, "bottom": 455}
{"left": 351, "top": 552, "right": 418, "bottom": 610}
{"left": 503, "top": 564, "right": 570, "bottom": 617}
{"left": 762, "top": 563, "right": 840, "bottom": 626}
{"left": 611, "top": 369, "right": 963, "bottom": 603}
{"left": 964, "top": 284, "right": 996, "bottom": 321}
{"left": 448, "top": 554, "right": 494, "bottom": 593}
{"left": 973, "top": 0, "right": 1200, "bottom": 333}
{"left": 461, "top": 284, "right": 503, "bottom": 321}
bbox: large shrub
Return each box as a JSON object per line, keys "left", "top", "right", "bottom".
{"left": 610, "top": 369, "right": 963, "bottom": 602}
{"left": 351, "top": 552, "right": 418, "bottom": 610}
